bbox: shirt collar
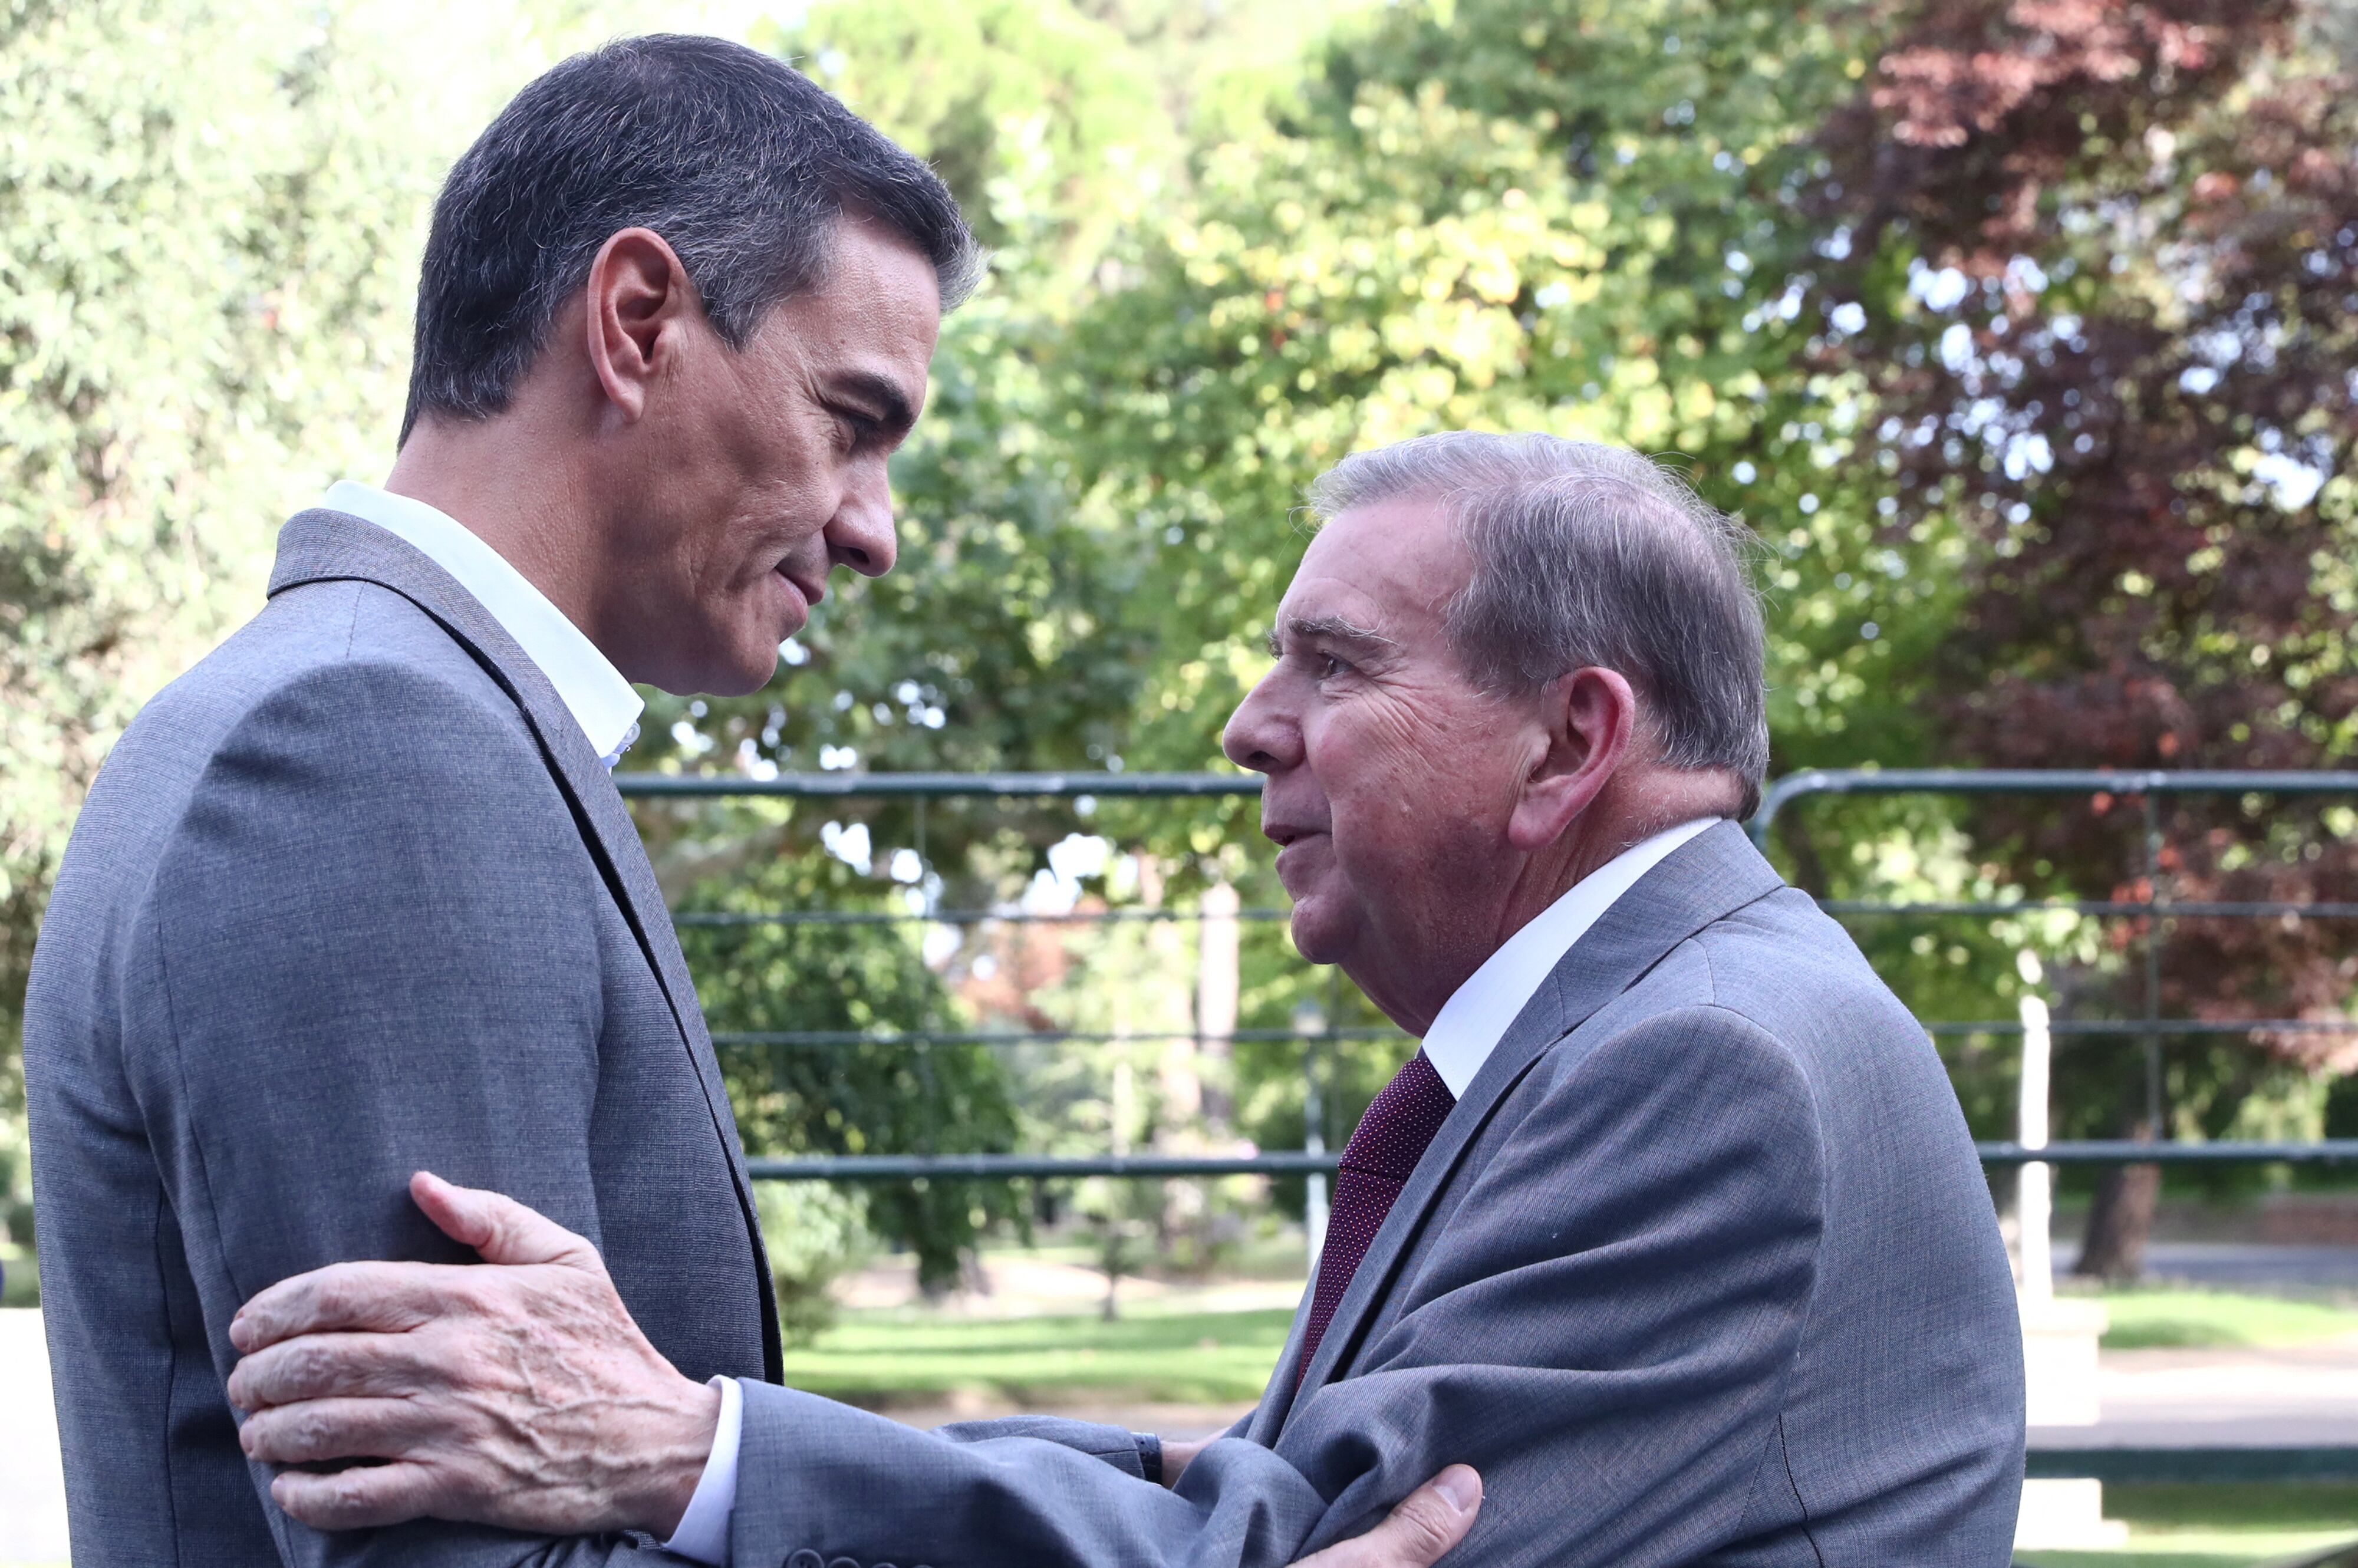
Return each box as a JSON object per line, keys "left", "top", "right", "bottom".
{"left": 1420, "top": 816, "right": 1721, "bottom": 1097}
{"left": 321, "top": 481, "right": 644, "bottom": 768}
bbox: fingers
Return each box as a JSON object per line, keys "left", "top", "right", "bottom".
{"left": 1158, "top": 1435, "right": 1212, "bottom": 1489}
{"left": 410, "top": 1171, "right": 602, "bottom": 1271}
{"left": 240, "top": 1395, "right": 437, "bottom": 1467}
{"left": 271, "top": 1459, "right": 445, "bottom": 1533}
{"left": 1292, "top": 1465, "right": 1482, "bottom": 1568}
{"left": 228, "top": 1330, "right": 444, "bottom": 1413}
{"left": 230, "top": 1176, "right": 604, "bottom": 1355}
{"left": 231, "top": 1263, "right": 449, "bottom": 1355}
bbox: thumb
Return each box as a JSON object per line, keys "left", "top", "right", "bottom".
{"left": 1293, "top": 1465, "right": 1481, "bottom": 1568}
{"left": 410, "top": 1171, "right": 602, "bottom": 1271}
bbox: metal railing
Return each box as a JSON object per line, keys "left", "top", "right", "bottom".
{"left": 623, "top": 767, "right": 1368, "bottom": 1195}
{"left": 634, "top": 767, "right": 2358, "bottom": 1491}
{"left": 1757, "top": 767, "right": 2358, "bottom": 1151}
{"left": 621, "top": 766, "right": 2358, "bottom": 1182}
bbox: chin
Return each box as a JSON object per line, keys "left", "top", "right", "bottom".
{"left": 1287, "top": 901, "right": 1356, "bottom": 968}
{"left": 704, "top": 660, "right": 779, "bottom": 698}
{"left": 699, "top": 621, "right": 787, "bottom": 696}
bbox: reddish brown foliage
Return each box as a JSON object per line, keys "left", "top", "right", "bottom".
{"left": 1820, "top": 0, "right": 2358, "bottom": 1061}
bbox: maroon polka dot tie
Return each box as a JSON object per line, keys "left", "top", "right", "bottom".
{"left": 1295, "top": 1049, "right": 1458, "bottom": 1388}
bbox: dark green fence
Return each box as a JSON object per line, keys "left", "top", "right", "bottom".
{"left": 620, "top": 766, "right": 2358, "bottom": 1181}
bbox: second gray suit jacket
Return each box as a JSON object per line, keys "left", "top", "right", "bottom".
{"left": 25, "top": 512, "right": 781, "bottom": 1566}
{"left": 724, "top": 824, "right": 2026, "bottom": 1567}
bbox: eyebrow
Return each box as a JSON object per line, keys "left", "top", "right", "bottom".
{"left": 1267, "top": 614, "right": 1400, "bottom": 658}
{"left": 827, "top": 370, "right": 920, "bottom": 439}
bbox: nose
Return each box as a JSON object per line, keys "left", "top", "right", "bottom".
{"left": 826, "top": 456, "right": 898, "bottom": 579}
{"left": 1222, "top": 668, "right": 1302, "bottom": 775}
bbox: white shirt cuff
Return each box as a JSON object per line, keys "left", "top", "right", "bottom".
{"left": 660, "top": 1375, "right": 742, "bottom": 1564}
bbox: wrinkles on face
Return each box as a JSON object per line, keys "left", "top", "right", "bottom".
{"left": 1235, "top": 497, "right": 1544, "bottom": 1026}
{"left": 611, "top": 219, "right": 938, "bottom": 693}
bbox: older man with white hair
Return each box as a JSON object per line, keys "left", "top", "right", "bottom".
{"left": 225, "top": 433, "right": 2026, "bottom": 1567}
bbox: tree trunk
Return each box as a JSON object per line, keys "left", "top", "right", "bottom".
{"left": 2074, "top": 1117, "right": 2159, "bottom": 1282}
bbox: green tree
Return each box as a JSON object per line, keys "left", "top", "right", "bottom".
{"left": 0, "top": 0, "right": 448, "bottom": 1247}
{"left": 1807, "top": 0, "right": 2358, "bottom": 1270}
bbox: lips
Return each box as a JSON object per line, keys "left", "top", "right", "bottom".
{"left": 775, "top": 563, "right": 826, "bottom": 610}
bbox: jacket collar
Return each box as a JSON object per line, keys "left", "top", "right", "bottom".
{"left": 269, "top": 509, "right": 785, "bottom": 1379}
{"left": 313, "top": 481, "right": 642, "bottom": 766}
{"left": 1253, "top": 820, "right": 1786, "bottom": 1438}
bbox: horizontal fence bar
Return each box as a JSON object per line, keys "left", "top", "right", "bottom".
{"left": 712, "top": 1027, "right": 1405, "bottom": 1050}
{"left": 746, "top": 1152, "right": 1339, "bottom": 1180}
{"left": 619, "top": 770, "right": 1260, "bottom": 799}
{"left": 742, "top": 1141, "right": 2358, "bottom": 1180}
{"left": 674, "top": 901, "right": 2358, "bottom": 924}
{"left": 1977, "top": 1139, "right": 2358, "bottom": 1165}
{"left": 1925, "top": 1018, "right": 2356, "bottom": 1038}
{"left": 1753, "top": 766, "right": 2358, "bottom": 838}
{"left": 1822, "top": 898, "right": 2358, "bottom": 919}
{"left": 2026, "top": 1446, "right": 2358, "bottom": 1483}
{"left": 631, "top": 766, "right": 2358, "bottom": 809}
{"left": 707, "top": 1020, "right": 2345, "bottom": 1050}
{"left": 677, "top": 906, "right": 1292, "bottom": 928}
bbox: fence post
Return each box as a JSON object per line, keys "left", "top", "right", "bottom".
{"left": 1295, "top": 999, "right": 1330, "bottom": 1267}
{"left": 2018, "top": 986, "right": 2053, "bottom": 1300}
{"left": 1197, "top": 882, "right": 1240, "bottom": 1133}
{"left": 2139, "top": 791, "right": 2166, "bottom": 1138}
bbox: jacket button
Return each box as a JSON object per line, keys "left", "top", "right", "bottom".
{"left": 786, "top": 1553, "right": 822, "bottom": 1568}
{"left": 827, "top": 1560, "right": 860, "bottom": 1568}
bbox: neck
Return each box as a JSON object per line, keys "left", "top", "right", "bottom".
{"left": 1353, "top": 766, "right": 1736, "bottom": 1036}
{"left": 383, "top": 409, "right": 606, "bottom": 646}
{"left": 1505, "top": 764, "right": 1736, "bottom": 931}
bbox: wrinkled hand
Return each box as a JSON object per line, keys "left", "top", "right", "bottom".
{"left": 226, "top": 1172, "right": 717, "bottom": 1537}
{"left": 1290, "top": 1467, "right": 1481, "bottom": 1568}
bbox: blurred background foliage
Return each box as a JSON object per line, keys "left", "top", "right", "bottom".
{"left": 8, "top": 0, "right": 2358, "bottom": 1305}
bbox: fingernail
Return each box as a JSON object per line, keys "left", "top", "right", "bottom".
{"left": 1434, "top": 1467, "right": 1480, "bottom": 1513}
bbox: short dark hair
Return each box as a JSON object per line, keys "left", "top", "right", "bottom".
{"left": 401, "top": 34, "right": 979, "bottom": 442}
{"left": 1308, "top": 434, "right": 1771, "bottom": 818}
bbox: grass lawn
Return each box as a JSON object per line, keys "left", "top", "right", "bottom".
{"left": 777, "top": 1303, "right": 1296, "bottom": 1407}
{"left": 2016, "top": 1482, "right": 2358, "bottom": 1567}
{"left": 779, "top": 1299, "right": 2358, "bottom": 1563}
{"left": 2093, "top": 1289, "right": 2358, "bottom": 1350}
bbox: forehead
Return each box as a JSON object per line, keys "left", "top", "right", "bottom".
{"left": 758, "top": 218, "right": 942, "bottom": 397}
{"left": 1281, "top": 493, "right": 1471, "bottom": 639}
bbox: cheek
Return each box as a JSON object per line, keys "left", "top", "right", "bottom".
{"left": 1313, "top": 703, "right": 1504, "bottom": 882}
{"left": 1309, "top": 709, "right": 1439, "bottom": 864}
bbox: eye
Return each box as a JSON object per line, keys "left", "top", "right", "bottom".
{"left": 1316, "top": 651, "right": 1351, "bottom": 680}
{"left": 831, "top": 408, "right": 881, "bottom": 452}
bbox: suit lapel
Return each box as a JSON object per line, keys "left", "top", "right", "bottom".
{"left": 268, "top": 509, "right": 784, "bottom": 1378}
{"left": 1274, "top": 822, "right": 1784, "bottom": 1427}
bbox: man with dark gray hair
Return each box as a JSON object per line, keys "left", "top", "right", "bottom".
{"left": 24, "top": 35, "right": 1471, "bottom": 1568}
{"left": 226, "top": 431, "right": 2026, "bottom": 1566}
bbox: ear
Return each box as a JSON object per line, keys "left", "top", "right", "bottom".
{"left": 582, "top": 228, "right": 697, "bottom": 424}
{"left": 1506, "top": 666, "right": 1638, "bottom": 853}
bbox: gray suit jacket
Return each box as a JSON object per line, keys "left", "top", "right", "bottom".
{"left": 727, "top": 824, "right": 2025, "bottom": 1567}
{"left": 25, "top": 510, "right": 781, "bottom": 1566}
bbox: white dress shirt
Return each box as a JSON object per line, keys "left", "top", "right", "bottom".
{"left": 1421, "top": 816, "right": 1719, "bottom": 1096}
{"left": 665, "top": 817, "right": 1721, "bottom": 1563}
{"left": 320, "top": 481, "right": 643, "bottom": 769}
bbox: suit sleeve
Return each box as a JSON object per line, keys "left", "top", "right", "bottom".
{"left": 721, "top": 1004, "right": 1826, "bottom": 1568}
{"left": 126, "top": 658, "right": 670, "bottom": 1566}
